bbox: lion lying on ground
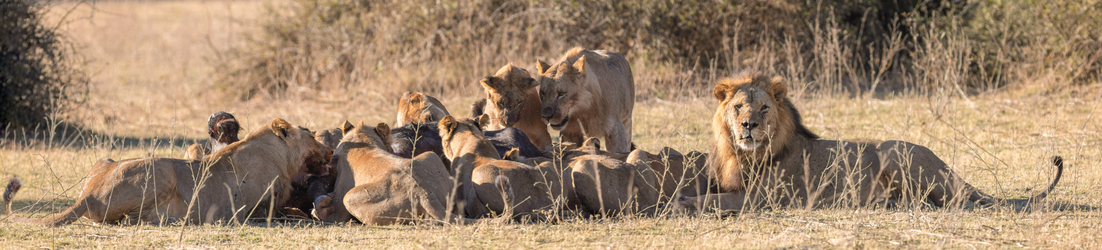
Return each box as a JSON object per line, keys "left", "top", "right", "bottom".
{"left": 536, "top": 47, "right": 635, "bottom": 153}
{"left": 4, "top": 119, "right": 332, "bottom": 226}
{"left": 318, "top": 121, "right": 471, "bottom": 225}
{"left": 675, "top": 71, "right": 1064, "bottom": 212}
{"left": 437, "top": 115, "right": 572, "bottom": 220}
{"left": 569, "top": 138, "right": 710, "bottom": 201}
{"left": 395, "top": 91, "right": 450, "bottom": 128}
{"left": 568, "top": 150, "right": 660, "bottom": 216}
{"left": 471, "top": 64, "right": 553, "bottom": 150}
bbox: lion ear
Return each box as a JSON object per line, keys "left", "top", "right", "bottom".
{"left": 502, "top": 148, "right": 520, "bottom": 161}
{"left": 583, "top": 137, "right": 601, "bottom": 150}
{"left": 518, "top": 68, "right": 532, "bottom": 78}
{"left": 768, "top": 77, "right": 788, "bottom": 101}
{"left": 523, "top": 77, "right": 539, "bottom": 89}
{"left": 438, "top": 115, "right": 457, "bottom": 135}
{"left": 375, "top": 122, "right": 391, "bottom": 139}
{"left": 341, "top": 120, "right": 354, "bottom": 134}
{"left": 477, "top": 113, "right": 492, "bottom": 130}
{"left": 536, "top": 60, "right": 550, "bottom": 75}
{"left": 408, "top": 92, "right": 424, "bottom": 104}
{"left": 419, "top": 112, "right": 434, "bottom": 123}
{"left": 713, "top": 82, "right": 734, "bottom": 101}
{"left": 469, "top": 98, "right": 487, "bottom": 119}
{"left": 399, "top": 91, "right": 412, "bottom": 104}
{"left": 572, "top": 55, "right": 587, "bottom": 77}
{"left": 270, "top": 118, "right": 293, "bottom": 138}
{"left": 479, "top": 76, "right": 497, "bottom": 91}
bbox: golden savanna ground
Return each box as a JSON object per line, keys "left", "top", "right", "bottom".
{"left": 1, "top": 1, "right": 1100, "bottom": 248}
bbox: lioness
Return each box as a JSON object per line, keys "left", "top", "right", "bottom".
{"left": 536, "top": 47, "right": 634, "bottom": 153}
{"left": 5, "top": 119, "right": 332, "bottom": 226}
{"left": 569, "top": 150, "right": 660, "bottom": 216}
{"left": 678, "top": 71, "right": 1063, "bottom": 212}
{"left": 437, "top": 115, "right": 573, "bottom": 220}
{"left": 320, "top": 121, "right": 469, "bottom": 225}
{"left": 395, "top": 91, "right": 450, "bottom": 128}
{"left": 572, "top": 138, "right": 710, "bottom": 200}
{"left": 472, "top": 64, "right": 553, "bottom": 150}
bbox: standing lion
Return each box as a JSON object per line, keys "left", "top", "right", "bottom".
{"left": 536, "top": 47, "right": 635, "bottom": 153}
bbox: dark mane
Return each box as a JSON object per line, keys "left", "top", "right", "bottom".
{"left": 782, "top": 98, "right": 819, "bottom": 140}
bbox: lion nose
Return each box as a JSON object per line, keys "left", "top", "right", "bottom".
{"left": 540, "top": 107, "right": 554, "bottom": 119}
{"left": 741, "top": 122, "right": 758, "bottom": 130}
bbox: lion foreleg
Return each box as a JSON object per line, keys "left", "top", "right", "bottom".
{"left": 604, "top": 117, "right": 632, "bottom": 154}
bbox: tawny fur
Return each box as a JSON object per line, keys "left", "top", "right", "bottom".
{"left": 536, "top": 47, "right": 635, "bottom": 153}
{"left": 323, "top": 121, "right": 470, "bottom": 225}
{"left": 476, "top": 64, "right": 553, "bottom": 150}
{"left": 395, "top": 91, "right": 451, "bottom": 128}
{"left": 568, "top": 149, "right": 660, "bottom": 216}
{"left": 437, "top": 115, "right": 572, "bottom": 220}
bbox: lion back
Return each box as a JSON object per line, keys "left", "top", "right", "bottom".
{"left": 586, "top": 49, "right": 635, "bottom": 123}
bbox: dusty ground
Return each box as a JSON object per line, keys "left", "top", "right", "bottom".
{"left": 0, "top": 1, "right": 1098, "bottom": 248}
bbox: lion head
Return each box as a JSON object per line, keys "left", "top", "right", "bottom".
{"left": 338, "top": 120, "right": 391, "bottom": 152}
{"left": 536, "top": 47, "right": 597, "bottom": 130}
{"left": 436, "top": 114, "right": 495, "bottom": 159}
{"left": 479, "top": 64, "right": 538, "bottom": 130}
{"left": 395, "top": 92, "right": 449, "bottom": 127}
{"left": 266, "top": 118, "right": 334, "bottom": 177}
{"left": 709, "top": 70, "right": 818, "bottom": 192}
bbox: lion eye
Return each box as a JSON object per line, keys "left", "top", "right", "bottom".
{"left": 558, "top": 92, "right": 566, "bottom": 98}
{"left": 734, "top": 104, "right": 743, "bottom": 110}
{"left": 761, "top": 106, "right": 770, "bottom": 113}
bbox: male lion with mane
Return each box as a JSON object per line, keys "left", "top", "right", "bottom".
{"left": 677, "top": 71, "right": 1063, "bottom": 212}
{"left": 4, "top": 119, "right": 332, "bottom": 226}
{"left": 536, "top": 47, "right": 634, "bottom": 153}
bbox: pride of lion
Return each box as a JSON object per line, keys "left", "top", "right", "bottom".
{"left": 3, "top": 47, "right": 1064, "bottom": 226}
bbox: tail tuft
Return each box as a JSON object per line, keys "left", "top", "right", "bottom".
{"left": 1052, "top": 156, "right": 1064, "bottom": 168}
{"left": 4, "top": 176, "right": 22, "bottom": 216}
{"left": 4, "top": 176, "right": 21, "bottom": 202}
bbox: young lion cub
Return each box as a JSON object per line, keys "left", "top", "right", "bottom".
{"left": 472, "top": 64, "right": 552, "bottom": 150}
{"left": 536, "top": 47, "right": 635, "bottom": 153}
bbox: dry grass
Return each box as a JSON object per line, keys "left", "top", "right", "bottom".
{"left": 0, "top": 0, "right": 1100, "bottom": 248}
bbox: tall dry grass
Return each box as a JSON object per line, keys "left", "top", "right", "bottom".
{"left": 218, "top": 0, "right": 1101, "bottom": 102}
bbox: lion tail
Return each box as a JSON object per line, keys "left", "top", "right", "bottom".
{"left": 3, "top": 176, "right": 22, "bottom": 216}
{"left": 973, "top": 156, "right": 1064, "bottom": 207}
{"left": 1018, "top": 156, "right": 1065, "bottom": 203}
{"left": 494, "top": 175, "right": 514, "bottom": 218}
{"left": 4, "top": 176, "right": 87, "bottom": 227}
